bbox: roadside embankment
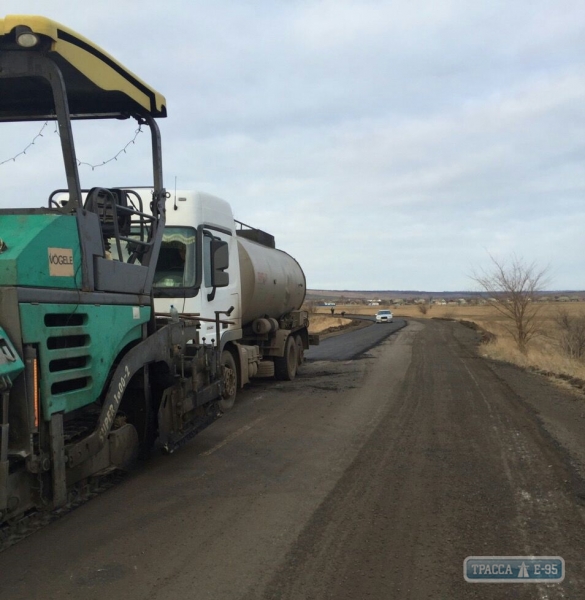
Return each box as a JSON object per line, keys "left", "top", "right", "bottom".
{"left": 308, "top": 315, "right": 370, "bottom": 339}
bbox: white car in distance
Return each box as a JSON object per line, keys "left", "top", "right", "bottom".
{"left": 375, "top": 309, "right": 393, "bottom": 324}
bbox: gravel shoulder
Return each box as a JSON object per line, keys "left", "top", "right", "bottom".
{"left": 261, "top": 319, "right": 585, "bottom": 600}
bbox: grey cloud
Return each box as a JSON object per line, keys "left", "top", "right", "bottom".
{"left": 2, "top": 0, "right": 585, "bottom": 289}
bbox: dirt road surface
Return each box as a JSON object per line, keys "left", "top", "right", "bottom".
{"left": 1, "top": 319, "right": 584, "bottom": 599}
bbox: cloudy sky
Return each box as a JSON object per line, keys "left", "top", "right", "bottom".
{"left": 2, "top": 0, "right": 585, "bottom": 291}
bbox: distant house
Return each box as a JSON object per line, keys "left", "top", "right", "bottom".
{"left": 392, "top": 298, "right": 404, "bottom": 305}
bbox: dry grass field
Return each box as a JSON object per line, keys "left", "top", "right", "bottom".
{"left": 309, "top": 302, "right": 585, "bottom": 382}
{"left": 307, "top": 314, "right": 354, "bottom": 334}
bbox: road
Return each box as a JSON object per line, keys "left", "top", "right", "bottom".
{"left": 1, "top": 319, "right": 584, "bottom": 599}
{"left": 306, "top": 315, "right": 406, "bottom": 360}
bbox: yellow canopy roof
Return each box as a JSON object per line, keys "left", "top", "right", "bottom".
{"left": 0, "top": 15, "right": 167, "bottom": 119}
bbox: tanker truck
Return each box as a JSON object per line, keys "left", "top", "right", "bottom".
{"left": 0, "top": 16, "right": 314, "bottom": 532}
{"left": 149, "top": 190, "right": 312, "bottom": 416}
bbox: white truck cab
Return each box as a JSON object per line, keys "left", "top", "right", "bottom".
{"left": 152, "top": 191, "right": 242, "bottom": 343}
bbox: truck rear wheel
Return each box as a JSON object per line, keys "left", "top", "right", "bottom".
{"left": 295, "top": 334, "right": 304, "bottom": 366}
{"left": 219, "top": 350, "right": 237, "bottom": 412}
{"left": 274, "top": 335, "right": 297, "bottom": 381}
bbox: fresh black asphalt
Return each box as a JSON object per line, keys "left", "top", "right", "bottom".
{"left": 305, "top": 316, "right": 407, "bottom": 361}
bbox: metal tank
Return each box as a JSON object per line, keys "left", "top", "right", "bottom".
{"left": 237, "top": 236, "right": 306, "bottom": 325}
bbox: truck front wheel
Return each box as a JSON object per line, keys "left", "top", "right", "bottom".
{"left": 274, "top": 335, "right": 297, "bottom": 381}
{"left": 219, "top": 350, "right": 237, "bottom": 412}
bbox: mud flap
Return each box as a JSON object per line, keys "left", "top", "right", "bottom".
{"left": 0, "top": 462, "right": 7, "bottom": 514}
{"left": 0, "top": 390, "right": 8, "bottom": 512}
{"left": 50, "top": 414, "right": 67, "bottom": 509}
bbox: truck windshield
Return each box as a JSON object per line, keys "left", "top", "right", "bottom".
{"left": 153, "top": 227, "right": 197, "bottom": 288}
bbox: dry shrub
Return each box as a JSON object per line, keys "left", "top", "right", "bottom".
{"left": 471, "top": 255, "right": 550, "bottom": 354}
{"left": 555, "top": 308, "right": 585, "bottom": 360}
{"left": 480, "top": 333, "right": 585, "bottom": 382}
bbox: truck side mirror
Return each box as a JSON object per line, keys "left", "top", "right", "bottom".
{"left": 211, "top": 240, "right": 229, "bottom": 288}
